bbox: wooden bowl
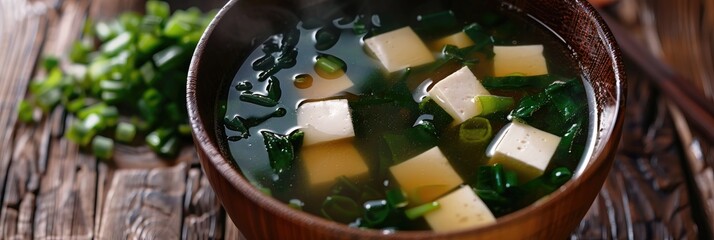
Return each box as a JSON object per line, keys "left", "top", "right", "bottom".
{"left": 187, "top": 0, "right": 626, "bottom": 239}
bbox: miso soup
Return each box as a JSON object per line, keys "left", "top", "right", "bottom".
{"left": 221, "top": 0, "right": 595, "bottom": 232}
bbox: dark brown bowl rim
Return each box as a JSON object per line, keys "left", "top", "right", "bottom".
{"left": 186, "top": 0, "right": 626, "bottom": 238}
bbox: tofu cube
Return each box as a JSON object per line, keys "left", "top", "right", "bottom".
{"left": 297, "top": 99, "right": 355, "bottom": 146}
{"left": 424, "top": 185, "right": 496, "bottom": 232}
{"left": 301, "top": 139, "right": 369, "bottom": 188}
{"left": 493, "top": 45, "right": 549, "bottom": 77}
{"left": 427, "top": 66, "right": 491, "bottom": 123}
{"left": 296, "top": 71, "right": 354, "bottom": 99}
{"left": 429, "top": 32, "right": 475, "bottom": 51}
{"left": 487, "top": 121, "right": 561, "bottom": 181}
{"left": 390, "top": 147, "right": 463, "bottom": 205}
{"left": 365, "top": 27, "right": 435, "bottom": 72}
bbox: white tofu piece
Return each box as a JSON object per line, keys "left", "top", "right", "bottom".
{"left": 493, "top": 45, "right": 549, "bottom": 77}
{"left": 297, "top": 99, "right": 355, "bottom": 146}
{"left": 389, "top": 147, "right": 463, "bottom": 205}
{"left": 427, "top": 66, "right": 491, "bottom": 123}
{"left": 301, "top": 139, "right": 369, "bottom": 188}
{"left": 296, "top": 71, "right": 354, "bottom": 99}
{"left": 364, "top": 27, "right": 435, "bottom": 72}
{"left": 429, "top": 32, "right": 475, "bottom": 51}
{"left": 424, "top": 185, "right": 496, "bottom": 232}
{"left": 487, "top": 121, "right": 561, "bottom": 181}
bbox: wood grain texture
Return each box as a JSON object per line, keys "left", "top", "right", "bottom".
{"left": 0, "top": 116, "right": 52, "bottom": 239}
{"left": 34, "top": 115, "right": 97, "bottom": 239}
{"left": 182, "top": 166, "right": 224, "bottom": 240}
{"left": 640, "top": 0, "right": 714, "bottom": 236}
{"left": 98, "top": 163, "right": 187, "bottom": 239}
{"left": 0, "top": 1, "right": 51, "bottom": 223}
{"left": 572, "top": 71, "right": 698, "bottom": 239}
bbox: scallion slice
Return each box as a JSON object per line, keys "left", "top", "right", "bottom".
{"left": 404, "top": 201, "right": 440, "bottom": 220}
{"left": 92, "top": 136, "right": 114, "bottom": 160}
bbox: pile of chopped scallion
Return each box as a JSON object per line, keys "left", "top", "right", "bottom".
{"left": 18, "top": 1, "right": 216, "bottom": 160}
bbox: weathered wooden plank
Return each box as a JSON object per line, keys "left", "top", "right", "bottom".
{"left": 182, "top": 165, "right": 224, "bottom": 240}
{"left": 0, "top": 0, "right": 51, "bottom": 218}
{"left": 0, "top": 116, "right": 52, "bottom": 239}
{"left": 571, "top": 69, "right": 699, "bottom": 238}
{"left": 98, "top": 163, "right": 188, "bottom": 239}
{"left": 644, "top": 0, "right": 714, "bottom": 235}
{"left": 33, "top": 115, "right": 97, "bottom": 239}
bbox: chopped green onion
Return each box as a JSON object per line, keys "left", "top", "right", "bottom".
{"left": 36, "top": 89, "right": 61, "bottom": 111}
{"left": 42, "top": 56, "right": 59, "bottom": 70}
{"left": 69, "top": 40, "right": 92, "bottom": 64}
{"left": 146, "top": 0, "right": 170, "bottom": 19}
{"left": 119, "top": 12, "right": 142, "bottom": 32}
{"left": 138, "top": 33, "right": 162, "bottom": 54}
{"left": 159, "top": 136, "right": 180, "bottom": 157}
{"left": 476, "top": 163, "right": 506, "bottom": 193}
{"left": 139, "top": 15, "right": 163, "bottom": 33}
{"left": 115, "top": 122, "right": 136, "bottom": 143}
{"left": 405, "top": 201, "right": 440, "bottom": 220}
{"left": 386, "top": 189, "right": 408, "bottom": 208}
{"left": 101, "top": 32, "right": 133, "bottom": 57}
{"left": 315, "top": 26, "right": 341, "bottom": 50}
{"left": 92, "top": 136, "right": 114, "bottom": 160}
{"left": 83, "top": 113, "right": 105, "bottom": 131}
{"left": 153, "top": 45, "right": 186, "bottom": 70}
{"left": 331, "top": 176, "right": 361, "bottom": 196}
{"left": 178, "top": 124, "right": 192, "bottom": 136}
{"left": 139, "top": 62, "right": 157, "bottom": 86}
{"left": 492, "top": 164, "right": 506, "bottom": 193}
{"left": 477, "top": 95, "right": 514, "bottom": 116}
{"left": 17, "top": 100, "right": 35, "bottom": 123}
{"left": 166, "top": 103, "right": 183, "bottom": 123}
{"left": 321, "top": 195, "right": 362, "bottom": 223}
{"left": 548, "top": 167, "right": 572, "bottom": 186}
{"left": 505, "top": 171, "right": 518, "bottom": 188}
{"left": 101, "top": 106, "right": 119, "bottom": 127}
{"left": 163, "top": 18, "right": 193, "bottom": 38}
{"left": 362, "top": 200, "right": 390, "bottom": 225}
{"left": 315, "top": 55, "right": 344, "bottom": 74}
{"left": 180, "top": 31, "right": 203, "bottom": 46}
{"left": 146, "top": 128, "right": 174, "bottom": 153}
{"left": 95, "top": 21, "right": 117, "bottom": 42}
{"left": 19, "top": 2, "right": 215, "bottom": 160}
{"left": 459, "top": 117, "right": 492, "bottom": 144}
{"left": 66, "top": 121, "right": 95, "bottom": 146}
{"left": 77, "top": 103, "right": 107, "bottom": 120}
{"left": 66, "top": 98, "right": 86, "bottom": 113}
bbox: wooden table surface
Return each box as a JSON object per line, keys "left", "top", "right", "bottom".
{"left": 1, "top": 0, "right": 713, "bottom": 239}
